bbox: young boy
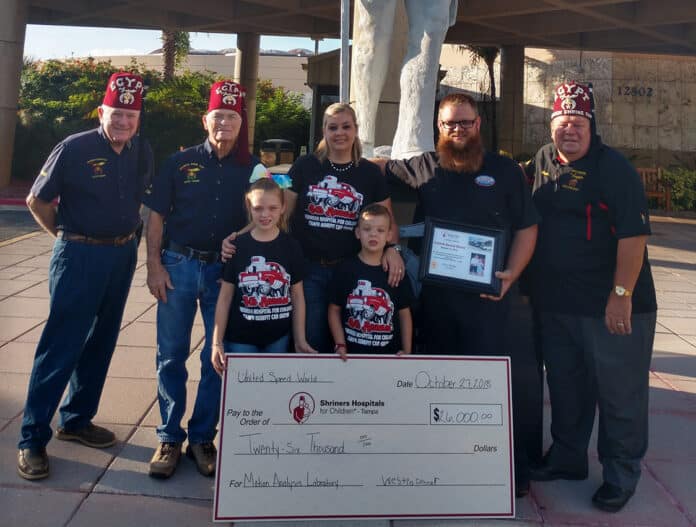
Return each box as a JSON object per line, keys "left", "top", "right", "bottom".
{"left": 328, "top": 204, "right": 413, "bottom": 359}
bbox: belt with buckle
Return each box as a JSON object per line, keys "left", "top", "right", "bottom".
{"left": 58, "top": 230, "right": 136, "bottom": 246}
{"left": 312, "top": 256, "right": 344, "bottom": 267}
{"left": 164, "top": 241, "right": 220, "bottom": 264}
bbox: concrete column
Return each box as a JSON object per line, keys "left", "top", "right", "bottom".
{"left": 499, "top": 45, "right": 525, "bottom": 157}
{"left": 235, "top": 32, "right": 260, "bottom": 153}
{"left": 308, "top": 86, "right": 319, "bottom": 152}
{"left": 0, "top": 0, "right": 27, "bottom": 189}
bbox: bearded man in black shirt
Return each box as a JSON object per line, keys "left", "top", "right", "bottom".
{"left": 376, "top": 92, "right": 540, "bottom": 497}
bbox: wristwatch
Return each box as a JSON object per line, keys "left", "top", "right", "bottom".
{"left": 613, "top": 285, "right": 632, "bottom": 297}
{"left": 385, "top": 243, "right": 402, "bottom": 253}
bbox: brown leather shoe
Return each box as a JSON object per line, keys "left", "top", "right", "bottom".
{"left": 149, "top": 442, "right": 182, "bottom": 479}
{"left": 186, "top": 442, "right": 217, "bottom": 477}
{"left": 55, "top": 423, "right": 116, "bottom": 448}
{"left": 17, "top": 448, "right": 49, "bottom": 480}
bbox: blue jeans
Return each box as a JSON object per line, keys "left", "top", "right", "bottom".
{"left": 19, "top": 238, "right": 137, "bottom": 449}
{"left": 155, "top": 249, "right": 222, "bottom": 444}
{"left": 302, "top": 262, "right": 336, "bottom": 353}
{"left": 224, "top": 335, "right": 290, "bottom": 354}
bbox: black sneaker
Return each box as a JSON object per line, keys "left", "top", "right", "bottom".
{"left": 55, "top": 423, "right": 116, "bottom": 448}
{"left": 592, "top": 482, "right": 635, "bottom": 513}
{"left": 17, "top": 448, "right": 49, "bottom": 480}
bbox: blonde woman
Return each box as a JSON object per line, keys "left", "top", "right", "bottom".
{"left": 285, "top": 103, "right": 403, "bottom": 352}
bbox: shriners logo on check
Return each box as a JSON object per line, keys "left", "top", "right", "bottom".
{"left": 289, "top": 392, "right": 315, "bottom": 424}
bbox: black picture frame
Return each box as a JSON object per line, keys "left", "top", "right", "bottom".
{"left": 419, "top": 217, "right": 507, "bottom": 296}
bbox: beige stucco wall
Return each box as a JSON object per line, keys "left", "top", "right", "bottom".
{"left": 425, "top": 45, "right": 696, "bottom": 164}
{"left": 99, "top": 52, "right": 310, "bottom": 95}
{"left": 521, "top": 48, "right": 696, "bottom": 165}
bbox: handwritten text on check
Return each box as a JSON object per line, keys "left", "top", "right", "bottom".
{"left": 214, "top": 355, "right": 514, "bottom": 522}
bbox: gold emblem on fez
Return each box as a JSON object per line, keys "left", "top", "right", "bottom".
{"left": 119, "top": 91, "right": 135, "bottom": 105}
{"left": 561, "top": 97, "right": 576, "bottom": 110}
{"left": 222, "top": 93, "right": 237, "bottom": 105}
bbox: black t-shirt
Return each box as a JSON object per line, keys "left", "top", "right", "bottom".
{"left": 289, "top": 155, "right": 389, "bottom": 261}
{"left": 222, "top": 232, "right": 305, "bottom": 346}
{"left": 329, "top": 257, "right": 414, "bottom": 354}
{"left": 387, "top": 151, "right": 539, "bottom": 246}
{"left": 387, "top": 151, "right": 539, "bottom": 302}
{"left": 526, "top": 141, "right": 657, "bottom": 316}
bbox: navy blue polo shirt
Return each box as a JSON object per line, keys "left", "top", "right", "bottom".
{"left": 144, "top": 140, "right": 257, "bottom": 251}
{"left": 31, "top": 127, "right": 151, "bottom": 237}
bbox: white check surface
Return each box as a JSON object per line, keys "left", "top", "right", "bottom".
{"left": 214, "top": 354, "right": 514, "bottom": 521}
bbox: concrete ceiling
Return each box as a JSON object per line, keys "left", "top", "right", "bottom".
{"left": 27, "top": 0, "right": 696, "bottom": 56}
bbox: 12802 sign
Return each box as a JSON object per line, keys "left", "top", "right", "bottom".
{"left": 617, "top": 86, "right": 654, "bottom": 97}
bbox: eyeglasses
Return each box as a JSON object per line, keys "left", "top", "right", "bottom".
{"left": 440, "top": 119, "right": 477, "bottom": 130}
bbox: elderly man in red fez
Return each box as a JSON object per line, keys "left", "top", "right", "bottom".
{"left": 18, "top": 73, "right": 152, "bottom": 480}
{"left": 144, "top": 80, "right": 260, "bottom": 479}
{"left": 525, "top": 81, "right": 657, "bottom": 512}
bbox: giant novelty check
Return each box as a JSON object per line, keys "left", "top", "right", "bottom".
{"left": 214, "top": 355, "right": 514, "bottom": 522}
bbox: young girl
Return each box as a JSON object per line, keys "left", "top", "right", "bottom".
{"left": 212, "top": 178, "right": 315, "bottom": 374}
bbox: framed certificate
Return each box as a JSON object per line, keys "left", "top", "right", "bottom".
{"left": 419, "top": 218, "right": 506, "bottom": 296}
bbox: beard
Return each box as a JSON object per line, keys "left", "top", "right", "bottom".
{"left": 437, "top": 132, "right": 484, "bottom": 173}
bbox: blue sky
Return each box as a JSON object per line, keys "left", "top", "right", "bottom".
{"left": 24, "top": 25, "right": 340, "bottom": 59}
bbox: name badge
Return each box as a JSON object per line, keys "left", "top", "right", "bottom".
{"left": 475, "top": 175, "right": 495, "bottom": 187}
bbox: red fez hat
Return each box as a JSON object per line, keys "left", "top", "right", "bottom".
{"left": 208, "top": 80, "right": 251, "bottom": 165}
{"left": 552, "top": 81, "right": 593, "bottom": 121}
{"left": 208, "top": 80, "right": 246, "bottom": 113}
{"left": 103, "top": 72, "right": 144, "bottom": 111}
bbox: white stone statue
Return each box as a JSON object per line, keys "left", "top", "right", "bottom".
{"left": 352, "top": 0, "right": 458, "bottom": 159}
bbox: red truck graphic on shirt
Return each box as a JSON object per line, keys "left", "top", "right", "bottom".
{"left": 306, "top": 175, "right": 364, "bottom": 219}
{"left": 346, "top": 280, "right": 394, "bottom": 333}
{"left": 239, "top": 256, "right": 290, "bottom": 308}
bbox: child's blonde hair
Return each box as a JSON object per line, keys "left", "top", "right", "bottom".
{"left": 245, "top": 177, "right": 287, "bottom": 232}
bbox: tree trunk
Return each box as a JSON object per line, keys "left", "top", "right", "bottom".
{"left": 162, "top": 30, "right": 175, "bottom": 81}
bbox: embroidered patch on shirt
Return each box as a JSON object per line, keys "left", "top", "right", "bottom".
{"left": 179, "top": 163, "right": 204, "bottom": 184}
{"left": 561, "top": 171, "right": 584, "bottom": 191}
{"left": 86, "top": 158, "right": 108, "bottom": 179}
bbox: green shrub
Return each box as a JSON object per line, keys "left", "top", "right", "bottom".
{"left": 13, "top": 58, "right": 311, "bottom": 180}
{"left": 254, "top": 79, "right": 310, "bottom": 155}
{"left": 141, "top": 71, "right": 218, "bottom": 164}
{"left": 661, "top": 167, "right": 696, "bottom": 212}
